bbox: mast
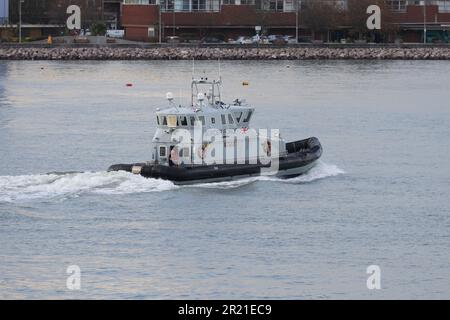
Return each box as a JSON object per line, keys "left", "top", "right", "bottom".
{"left": 190, "top": 77, "right": 222, "bottom": 108}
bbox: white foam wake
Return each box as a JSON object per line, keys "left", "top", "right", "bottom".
{"left": 0, "top": 171, "right": 177, "bottom": 202}
{"left": 187, "top": 161, "right": 345, "bottom": 189}
{"left": 0, "top": 162, "right": 344, "bottom": 202}
{"left": 279, "top": 161, "right": 345, "bottom": 184}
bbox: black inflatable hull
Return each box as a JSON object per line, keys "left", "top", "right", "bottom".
{"left": 108, "top": 137, "right": 322, "bottom": 185}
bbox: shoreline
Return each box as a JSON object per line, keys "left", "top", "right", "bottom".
{"left": 1, "top": 46, "right": 450, "bottom": 60}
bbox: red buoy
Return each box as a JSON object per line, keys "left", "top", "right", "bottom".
{"left": 126, "top": 83, "right": 133, "bottom": 87}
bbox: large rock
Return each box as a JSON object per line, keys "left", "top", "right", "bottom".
{"left": 1, "top": 46, "right": 450, "bottom": 60}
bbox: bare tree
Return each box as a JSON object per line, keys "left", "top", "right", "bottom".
{"left": 254, "top": 0, "right": 269, "bottom": 34}
{"left": 9, "top": 0, "right": 47, "bottom": 24}
{"left": 346, "top": 0, "right": 398, "bottom": 41}
{"left": 300, "top": 0, "right": 344, "bottom": 41}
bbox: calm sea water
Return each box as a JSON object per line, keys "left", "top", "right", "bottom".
{"left": 0, "top": 60, "right": 449, "bottom": 299}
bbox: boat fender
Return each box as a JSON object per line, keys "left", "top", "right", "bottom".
{"left": 263, "top": 140, "right": 271, "bottom": 156}
{"left": 197, "top": 143, "right": 209, "bottom": 160}
{"left": 170, "top": 147, "right": 180, "bottom": 165}
{"left": 131, "top": 165, "right": 142, "bottom": 174}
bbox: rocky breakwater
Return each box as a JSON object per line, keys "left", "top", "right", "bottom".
{"left": 1, "top": 46, "right": 450, "bottom": 60}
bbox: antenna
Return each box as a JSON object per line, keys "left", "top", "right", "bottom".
{"left": 167, "top": 91, "right": 179, "bottom": 111}
{"left": 192, "top": 58, "right": 195, "bottom": 79}
{"left": 218, "top": 58, "right": 223, "bottom": 105}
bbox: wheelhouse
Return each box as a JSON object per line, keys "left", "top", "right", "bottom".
{"left": 152, "top": 77, "right": 255, "bottom": 166}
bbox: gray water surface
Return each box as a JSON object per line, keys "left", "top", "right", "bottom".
{"left": 0, "top": 60, "right": 449, "bottom": 299}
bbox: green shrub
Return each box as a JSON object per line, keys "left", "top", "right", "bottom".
{"left": 91, "top": 22, "right": 107, "bottom": 36}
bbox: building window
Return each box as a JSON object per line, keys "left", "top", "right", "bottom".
{"left": 182, "top": 0, "right": 190, "bottom": 11}
{"left": 161, "top": 0, "right": 220, "bottom": 12}
{"left": 256, "top": 0, "right": 292, "bottom": 10}
{"left": 160, "top": 0, "right": 174, "bottom": 11}
{"left": 277, "top": 0, "right": 283, "bottom": 11}
{"left": 223, "top": 0, "right": 236, "bottom": 4}
{"left": 192, "top": 0, "right": 206, "bottom": 10}
{"left": 387, "top": 0, "right": 407, "bottom": 11}
{"left": 123, "top": 0, "right": 151, "bottom": 4}
{"left": 268, "top": 0, "right": 284, "bottom": 11}
{"left": 159, "top": 146, "right": 166, "bottom": 157}
{"left": 436, "top": 0, "right": 450, "bottom": 12}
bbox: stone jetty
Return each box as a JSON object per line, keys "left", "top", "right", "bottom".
{"left": 1, "top": 46, "right": 450, "bottom": 60}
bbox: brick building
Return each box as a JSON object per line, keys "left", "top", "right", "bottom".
{"left": 122, "top": 0, "right": 309, "bottom": 42}
{"left": 104, "top": 0, "right": 122, "bottom": 29}
{"left": 2, "top": 0, "right": 450, "bottom": 43}
{"left": 121, "top": 0, "right": 450, "bottom": 43}
{"left": 391, "top": 2, "right": 450, "bottom": 42}
{"left": 4, "top": 0, "right": 105, "bottom": 39}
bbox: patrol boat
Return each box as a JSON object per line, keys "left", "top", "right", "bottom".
{"left": 108, "top": 77, "right": 322, "bottom": 184}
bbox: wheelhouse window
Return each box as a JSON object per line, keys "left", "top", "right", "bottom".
{"left": 167, "top": 115, "right": 178, "bottom": 128}
{"left": 228, "top": 114, "right": 234, "bottom": 124}
{"left": 156, "top": 116, "right": 160, "bottom": 125}
{"left": 162, "top": 116, "right": 167, "bottom": 126}
{"left": 190, "top": 116, "right": 196, "bottom": 126}
{"left": 243, "top": 110, "right": 253, "bottom": 123}
{"left": 211, "top": 117, "right": 216, "bottom": 124}
{"left": 198, "top": 116, "right": 206, "bottom": 125}
{"left": 180, "top": 116, "right": 188, "bottom": 126}
{"left": 234, "top": 112, "right": 243, "bottom": 123}
{"left": 221, "top": 114, "right": 226, "bottom": 124}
